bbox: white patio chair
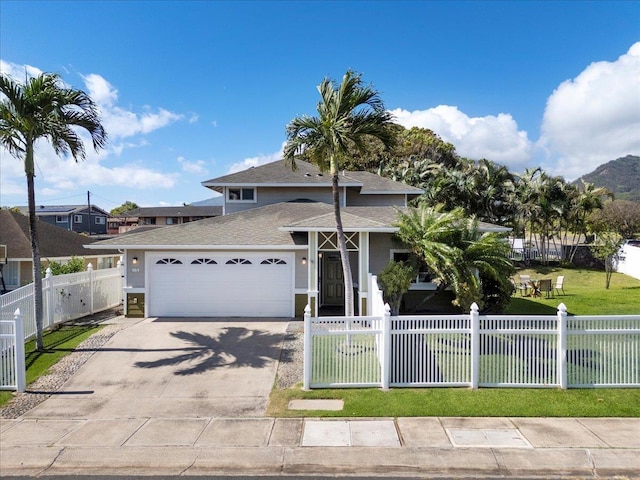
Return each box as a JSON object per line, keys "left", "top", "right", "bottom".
{"left": 554, "top": 276, "right": 565, "bottom": 296}
{"left": 517, "top": 275, "right": 530, "bottom": 296}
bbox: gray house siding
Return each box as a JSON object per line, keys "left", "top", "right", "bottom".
{"left": 369, "top": 233, "right": 396, "bottom": 274}
{"left": 224, "top": 186, "right": 334, "bottom": 214}
{"left": 346, "top": 190, "right": 406, "bottom": 207}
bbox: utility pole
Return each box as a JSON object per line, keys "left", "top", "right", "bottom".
{"left": 87, "top": 190, "right": 92, "bottom": 236}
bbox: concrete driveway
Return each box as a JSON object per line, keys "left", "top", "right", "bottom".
{"left": 23, "top": 316, "right": 289, "bottom": 419}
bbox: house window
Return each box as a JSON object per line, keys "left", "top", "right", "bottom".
{"left": 191, "top": 258, "right": 217, "bottom": 264}
{"left": 156, "top": 258, "right": 183, "bottom": 265}
{"left": 74, "top": 214, "right": 83, "bottom": 223}
{"left": 142, "top": 218, "right": 156, "bottom": 225}
{"left": 261, "top": 258, "right": 286, "bottom": 265}
{"left": 227, "top": 188, "right": 256, "bottom": 202}
{"left": 166, "top": 217, "right": 179, "bottom": 225}
{"left": 56, "top": 216, "right": 66, "bottom": 223}
{"left": 226, "top": 258, "right": 252, "bottom": 265}
{"left": 390, "top": 249, "right": 435, "bottom": 290}
{"left": 95, "top": 216, "right": 105, "bottom": 225}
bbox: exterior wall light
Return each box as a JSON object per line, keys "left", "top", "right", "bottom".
{"left": 132, "top": 257, "right": 138, "bottom": 265}
{"left": 302, "top": 257, "right": 307, "bottom": 265}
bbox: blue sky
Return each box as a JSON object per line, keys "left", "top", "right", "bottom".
{"left": 1, "top": 1, "right": 639, "bottom": 211}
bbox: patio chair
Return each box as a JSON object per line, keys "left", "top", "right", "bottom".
{"left": 538, "top": 279, "right": 553, "bottom": 298}
{"left": 554, "top": 276, "right": 565, "bottom": 296}
{"left": 517, "top": 275, "right": 530, "bottom": 296}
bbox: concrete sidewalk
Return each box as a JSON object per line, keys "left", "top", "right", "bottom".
{"left": 1, "top": 415, "right": 638, "bottom": 477}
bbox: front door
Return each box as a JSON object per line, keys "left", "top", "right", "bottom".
{"left": 322, "top": 252, "right": 344, "bottom": 306}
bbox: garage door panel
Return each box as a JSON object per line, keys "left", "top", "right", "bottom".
{"left": 148, "top": 253, "right": 293, "bottom": 317}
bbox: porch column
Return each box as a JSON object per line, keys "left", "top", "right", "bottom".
{"left": 308, "top": 231, "right": 319, "bottom": 316}
{"left": 358, "top": 232, "right": 369, "bottom": 316}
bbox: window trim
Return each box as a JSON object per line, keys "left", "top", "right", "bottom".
{"left": 73, "top": 214, "right": 83, "bottom": 223}
{"left": 95, "top": 216, "right": 105, "bottom": 225}
{"left": 227, "top": 187, "right": 257, "bottom": 203}
{"left": 55, "top": 215, "right": 66, "bottom": 223}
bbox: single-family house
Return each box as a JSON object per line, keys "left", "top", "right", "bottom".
{"left": 15, "top": 204, "right": 110, "bottom": 235}
{"left": 108, "top": 215, "right": 139, "bottom": 235}
{"left": 0, "top": 210, "right": 121, "bottom": 292}
{"left": 126, "top": 205, "right": 222, "bottom": 226}
{"left": 87, "top": 160, "right": 509, "bottom": 318}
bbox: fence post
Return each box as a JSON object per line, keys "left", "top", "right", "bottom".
{"left": 303, "top": 304, "right": 312, "bottom": 390}
{"left": 470, "top": 302, "right": 480, "bottom": 389}
{"left": 45, "top": 267, "right": 54, "bottom": 329}
{"left": 14, "top": 308, "right": 26, "bottom": 392}
{"left": 557, "top": 303, "right": 568, "bottom": 389}
{"left": 381, "top": 303, "right": 391, "bottom": 390}
{"left": 87, "top": 263, "right": 94, "bottom": 314}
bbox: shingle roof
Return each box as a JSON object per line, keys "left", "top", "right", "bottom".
{"left": 0, "top": 210, "right": 119, "bottom": 259}
{"left": 15, "top": 204, "right": 110, "bottom": 216}
{"left": 201, "top": 159, "right": 423, "bottom": 194}
{"left": 126, "top": 205, "right": 222, "bottom": 218}
{"left": 87, "top": 201, "right": 511, "bottom": 249}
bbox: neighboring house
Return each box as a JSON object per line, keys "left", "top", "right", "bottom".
{"left": 126, "top": 206, "right": 222, "bottom": 226}
{"left": 87, "top": 159, "right": 509, "bottom": 318}
{"left": 0, "top": 210, "right": 121, "bottom": 292}
{"left": 15, "top": 204, "right": 110, "bottom": 235}
{"left": 108, "top": 216, "right": 139, "bottom": 235}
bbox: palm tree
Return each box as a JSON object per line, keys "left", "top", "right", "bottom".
{"left": 283, "top": 70, "right": 395, "bottom": 316}
{"left": 0, "top": 72, "right": 107, "bottom": 349}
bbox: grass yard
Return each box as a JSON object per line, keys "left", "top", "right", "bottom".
{"left": 505, "top": 267, "right": 640, "bottom": 315}
{"left": 269, "top": 267, "right": 640, "bottom": 418}
{"left": 0, "top": 323, "right": 102, "bottom": 408}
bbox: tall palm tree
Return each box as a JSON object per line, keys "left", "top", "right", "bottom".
{"left": 0, "top": 72, "right": 107, "bottom": 349}
{"left": 284, "top": 70, "right": 395, "bottom": 316}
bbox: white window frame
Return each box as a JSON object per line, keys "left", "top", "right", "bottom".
{"left": 227, "top": 187, "right": 257, "bottom": 203}
{"left": 56, "top": 216, "right": 66, "bottom": 223}
{"left": 389, "top": 249, "right": 436, "bottom": 291}
{"left": 74, "top": 214, "right": 83, "bottom": 223}
{"left": 95, "top": 216, "right": 105, "bottom": 225}
{"left": 165, "top": 217, "right": 179, "bottom": 225}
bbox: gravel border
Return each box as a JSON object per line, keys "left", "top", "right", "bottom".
{"left": 0, "top": 309, "right": 127, "bottom": 419}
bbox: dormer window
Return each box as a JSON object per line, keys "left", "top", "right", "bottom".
{"left": 227, "top": 187, "right": 256, "bottom": 202}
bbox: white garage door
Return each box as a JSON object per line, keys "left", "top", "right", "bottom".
{"left": 147, "top": 252, "right": 294, "bottom": 317}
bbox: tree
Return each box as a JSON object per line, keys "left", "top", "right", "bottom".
{"left": 0, "top": 73, "right": 106, "bottom": 350}
{"left": 395, "top": 203, "right": 514, "bottom": 312}
{"left": 42, "top": 257, "right": 85, "bottom": 276}
{"left": 377, "top": 260, "right": 417, "bottom": 315}
{"left": 284, "top": 70, "right": 395, "bottom": 316}
{"left": 588, "top": 199, "right": 640, "bottom": 240}
{"left": 110, "top": 200, "right": 139, "bottom": 216}
{"left": 590, "top": 232, "right": 624, "bottom": 289}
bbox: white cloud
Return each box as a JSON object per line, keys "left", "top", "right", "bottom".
{"left": 539, "top": 42, "right": 640, "bottom": 180}
{"left": 177, "top": 156, "right": 208, "bottom": 175}
{"left": 0, "top": 60, "right": 43, "bottom": 81}
{"left": 227, "top": 142, "right": 286, "bottom": 173}
{"left": 390, "top": 105, "right": 533, "bottom": 170}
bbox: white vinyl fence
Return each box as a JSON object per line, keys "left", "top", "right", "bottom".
{"left": 303, "top": 275, "right": 640, "bottom": 389}
{"left": 0, "top": 263, "right": 123, "bottom": 391}
{"left": 616, "top": 243, "right": 640, "bottom": 280}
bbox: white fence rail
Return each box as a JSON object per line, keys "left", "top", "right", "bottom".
{"left": 0, "top": 263, "right": 123, "bottom": 342}
{"left": 304, "top": 275, "right": 640, "bottom": 389}
{"left": 0, "top": 263, "right": 122, "bottom": 392}
{"left": 0, "top": 309, "right": 26, "bottom": 392}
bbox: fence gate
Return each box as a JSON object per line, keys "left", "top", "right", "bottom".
{"left": 0, "top": 309, "right": 26, "bottom": 392}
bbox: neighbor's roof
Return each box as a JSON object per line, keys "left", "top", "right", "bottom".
{"left": 201, "top": 159, "right": 423, "bottom": 195}
{"left": 15, "top": 204, "right": 110, "bottom": 216}
{"left": 125, "top": 205, "right": 222, "bottom": 218}
{"left": 0, "top": 210, "right": 119, "bottom": 259}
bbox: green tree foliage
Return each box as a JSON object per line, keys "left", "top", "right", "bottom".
{"left": 284, "top": 70, "right": 395, "bottom": 316}
{"left": 42, "top": 257, "right": 85, "bottom": 276}
{"left": 0, "top": 73, "right": 106, "bottom": 350}
{"left": 395, "top": 203, "right": 515, "bottom": 312}
{"left": 110, "top": 201, "right": 139, "bottom": 216}
{"left": 588, "top": 200, "right": 640, "bottom": 240}
{"left": 377, "top": 260, "right": 417, "bottom": 315}
{"left": 590, "top": 232, "right": 624, "bottom": 289}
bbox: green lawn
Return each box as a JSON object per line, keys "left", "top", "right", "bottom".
{"left": 0, "top": 323, "right": 102, "bottom": 408}
{"left": 270, "top": 267, "right": 640, "bottom": 418}
{"left": 505, "top": 267, "right": 640, "bottom": 315}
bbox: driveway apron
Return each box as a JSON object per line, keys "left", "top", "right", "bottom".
{"left": 23, "top": 317, "right": 289, "bottom": 419}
